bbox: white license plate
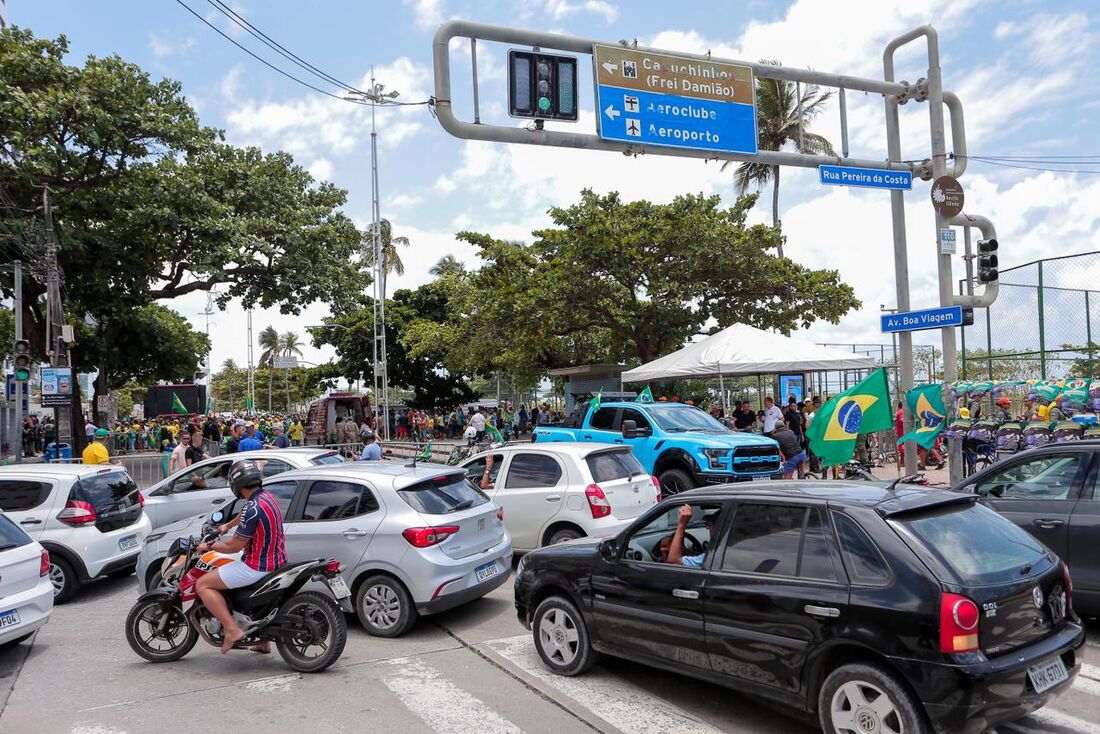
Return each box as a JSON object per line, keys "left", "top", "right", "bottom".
{"left": 118, "top": 535, "right": 139, "bottom": 552}
{"left": 0, "top": 609, "right": 20, "bottom": 629}
{"left": 751, "top": 475, "right": 772, "bottom": 482}
{"left": 327, "top": 576, "right": 351, "bottom": 599}
{"left": 475, "top": 561, "right": 501, "bottom": 583}
{"left": 1028, "top": 657, "right": 1069, "bottom": 693}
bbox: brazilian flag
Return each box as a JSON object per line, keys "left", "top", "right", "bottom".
{"left": 806, "top": 368, "right": 893, "bottom": 466}
{"left": 636, "top": 386, "right": 654, "bottom": 403}
{"left": 416, "top": 442, "right": 432, "bottom": 460}
{"left": 171, "top": 392, "right": 188, "bottom": 414}
{"left": 589, "top": 387, "right": 603, "bottom": 415}
{"left": 486, "top": 424, "right": 506, "bottom": 444}
{"left": 897, "top": 384, "right": 946, "bottom": 449}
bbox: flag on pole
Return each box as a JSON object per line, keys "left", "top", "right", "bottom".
{"left": 486, "top": 424, "right": 506, "bottom": 445}
{"left": 590, "top": 387, "right": 603, "bottom": 415}
{"left": 805, "top": 368, "right": 893, "bottom": 466}
{"left": 636, "top": 386, "right": 654, "bottom": 403}
{"left": 896, "top": 384, "right": 946, "bottom": 449}
{"left": 171, "top": 392, "right": 188, "bottom": 414}
{"left": 416, "top": 442, "right": 432, "bottom": 460}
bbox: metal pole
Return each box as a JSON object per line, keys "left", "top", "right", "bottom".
{"left": 471, "top": 38, "right": 481, "bottom": 124}
{"left": 963, "top": 226, "right": 975, "bottom": 296}
{"left": 1037, "top": 261, "right": 1046, "bottom": 379}
{"left": 986, "top": 302, "right": 993, "bottom": 379}
{"left": 13, "top": 260, "right": 22, "bottom": 464}
{"left": 1086, "top": 290, "right": 1093, "bottom": 376}
{"left": 959, "top": 279, "right": 968, "bottom": 380}
{"left": 838, "top": 88, "right": 849, "bottom": 158}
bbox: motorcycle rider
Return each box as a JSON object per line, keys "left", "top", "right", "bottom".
{"left": 195, "top": 460, "right": 288, "bottom": 654}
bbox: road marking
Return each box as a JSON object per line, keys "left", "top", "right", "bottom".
{"left": 244, "top": 672, "right": 301, "bottom": 693}
{"left": 488, "top": 635, "right": 725, "bottom": 734}
{"left": 381, "top": 657, "right": 521, "bottom": 733}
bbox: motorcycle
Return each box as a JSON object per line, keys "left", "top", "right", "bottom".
{"left": 125, "top": 522, "right": 352, "bottom": 673}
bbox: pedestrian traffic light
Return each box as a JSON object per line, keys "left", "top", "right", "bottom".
{"left": 977, "top": 239, "right": 998, "bottom": 283}
{"left": 12, "top": 339, "right": 31, "bottom": 382}
{"left": 508, "top": 50, "right": 578, "bottom": 122}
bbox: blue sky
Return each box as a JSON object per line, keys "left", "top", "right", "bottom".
{"left": 14, "top": 0, "right": 1100, "bottom": 375}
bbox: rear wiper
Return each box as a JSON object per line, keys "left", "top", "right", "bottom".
{"left": 453, "top": 500, "right": 474, "bottom": 511}
{"left": 0, "top": 543, "right": 18, "bottom": 551}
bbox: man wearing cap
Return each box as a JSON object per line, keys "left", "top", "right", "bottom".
{"left": 225, "top": 420, "right": 244, "bottom": 454}
{"left": 82, "top": 428, "right": 113, "bottom": 465}
{"left": 357, "top": 430, "right": 382, "bottom": 461}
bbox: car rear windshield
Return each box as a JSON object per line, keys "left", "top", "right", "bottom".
{"left": 309, "top": 452, "right": 346, "bottom": 466}
{"left": 586, "top": 449, "right": 646, "bottom": 483}
{"left": 890, "top": 503, "right": 1050, "bottom": 586}
{"left": 0, "top": 513, "right": 31, "bottom": 549}
{"left": 72, "top": 471, "right": 139, "bottom": 510}
{"left": 398, "top": 475, "right": 490, "bottom": 515}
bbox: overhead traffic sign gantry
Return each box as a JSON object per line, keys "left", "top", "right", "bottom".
{"left": 592, "top": 45, "right": 757, "bottom": 155}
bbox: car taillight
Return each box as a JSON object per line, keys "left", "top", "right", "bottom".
{"left": 40, "top": 550, "right": 49, "bottom": 577}
{"left": 585, "top": 483, "right": 611, "bottom": 518}
{"left": 57, "top": 499, "right": 97, "bottom": 527}
{"left": 137, "top": 491, "right": 145, "bottom": 508}
{"left": 940, "top": 593, "right": 980, "bottom": 653}
{"left": 650, "top": 475, "right": 662, "bottom": 502}
{"left": 402, "top": 526, "right": 460, "bottom": 548}
{"left": 496, "top": 507, "right": 504, "bottom": 522}
{"left": 1064, "top": 563, "right": 1074, "bottom": 615}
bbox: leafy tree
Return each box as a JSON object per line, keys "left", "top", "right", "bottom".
{"left": 366, "top": 218, "right": 410, "bottom": 306}
{"left": 723, "top": 61, "right": 835, "bottom": 257}
{"left": 404, "top": 190, "right": 860, "bottom": 382}
{"left": 281, "top": 331, "right": 304, "bottom": 359}
{"left": 257, "top": 326, "right": 282, "bottom": 411}
{"left": 430, "top": 254, "right": 466, "bottom": 277}
{"left": 958, "top": 348, "right": 1043, "bottom": 381}
{"left": 0, "top": 306, "right": 12, "bottom": 364}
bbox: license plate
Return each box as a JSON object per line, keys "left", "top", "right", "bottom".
{"left": 0, "top": 609, "right": 20, "bottom": 629}
{"left": 475, "top": 561, "right": 501, "bottom": 583}
{"left": 118, "top": 535, "right": 139, "bottom": 552}
{"left": 1028, "top": 657, "right": 1069, "bottom": 693}
{"left": 751, "top": 475, "right": 772, "bottom": 482}
{"left": 326, "top": 576, "right": 351, "bottom": 599}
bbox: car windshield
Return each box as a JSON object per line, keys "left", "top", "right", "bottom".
{"left": 310, "top": 452, "right": 346, "bottom": 466}
{"left": 891, "top": 503, "right": 1051, "bottom": 585}
{"left": 645, "top": 405, "right": 729, "bottom": 432}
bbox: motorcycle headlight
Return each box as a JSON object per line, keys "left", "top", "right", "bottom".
{"left": 702, "top": 448, "right": 730, "bottom": 469}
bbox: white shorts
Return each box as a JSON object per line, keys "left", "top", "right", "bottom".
{"left": 218, "top": 560, "right": 267, "bottom": 589}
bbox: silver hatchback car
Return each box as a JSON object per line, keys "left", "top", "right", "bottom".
{"left": 137, "top": 461, "right": 512, "bottom": 637}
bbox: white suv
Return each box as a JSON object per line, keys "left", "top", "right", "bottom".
{"left": 0, "top": 464, "right": 151, "bottom": 602}
{"left": 0, "top": 511, "right": 53, "bottom": 646}
{"left": 459, "top": 443, "right": 659, "bottom": 551}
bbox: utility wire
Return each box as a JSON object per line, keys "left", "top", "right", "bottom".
{"left": 956, "top": 157, "right": 1100, "bottom": 175}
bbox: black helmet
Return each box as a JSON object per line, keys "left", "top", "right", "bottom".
{"left": 228, "top": 460, "right": 263, "bottom": 498}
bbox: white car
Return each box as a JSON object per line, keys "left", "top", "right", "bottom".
{"left": 142, "top": 448, "right": 345, "bottom": 529}
{"left": 459, "top": 442, "right": 659, "bottom": 551}
{"left": 0, "top": 464, "right": 150, "bottom": 602}
{"left": 0, "top": 511, "right": 53, "bottom": 646}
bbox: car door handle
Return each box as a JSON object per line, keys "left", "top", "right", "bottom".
{"left": 804, "top": 604, "right": 840, "bottom": 618}
{"left": 582, "top": 434, "right": 592, "bottom": 440}
{"left": 545, "top": 495, "right": 562, "bottom": 502}
{"left": 1033, "top": 518, "right": 1065, "bottom": 529}
{"left": 342, "top": 529, "right": 368, "bottom": 538}
{"left": 614, "top": 439, "right": 623, "bottom": 444}
{"left": 672, "top": 588, "right": 699, "bottom": 599}
{"left": 19, "top": 519, "right": 41, "bottom": 526}
{"left": 211, "top": 498, "right": 227, "bottom": 505}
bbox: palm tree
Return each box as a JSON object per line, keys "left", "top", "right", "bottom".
{"left": 366, "top": 219, "right": 410, "bottom": 303}
{"left": 723, "top": 60, "right": 836, "bottom": 259}
{"left": 257, "top": 326, "right": 282, "bottom": 411}
{"left": 430, "top": 254, "right": 466, "bottom": 277}
{"left": 280, "top": 331, "right": 304, "bottom": 411}
{"left": 221, "top": 358, "right": 239, "bottom": 372}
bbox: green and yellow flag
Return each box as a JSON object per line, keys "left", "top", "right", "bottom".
{"left": 806, "top": 368, "right": 893, "bottom": 466}
{"left": 171, "top": 392, "right": 188, "bottom": 414}
{"left": 486, "top": 424, "right": 506, "bottom": 444}
{"left": 636, "top": 386, "right": 654, "bottom": 403}
{"left": 416, "top": 442, "right": 432, "bottom": 460}
{"left": 589, "top": 387, "right": 603, "bottom": 415}
{"left": 897, "top": 384, "right": 946, "bottom": 449}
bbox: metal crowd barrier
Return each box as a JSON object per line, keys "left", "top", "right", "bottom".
{"left": 48, "top": 452, "right": 170, "bottom": 490}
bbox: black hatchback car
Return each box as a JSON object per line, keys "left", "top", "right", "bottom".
{"left": 513, "top": 482, "right": 1086, "bottom": 734}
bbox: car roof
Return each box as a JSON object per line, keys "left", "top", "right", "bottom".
{"left": 0, "top": 463, "right": 129, "bottom": 478}
{"left": 466, "top": 442, "right": 631, "bottom": 460}
{"left": 271, "top": 459, "right": 465, "bottom": 489}
{"left": 673, "top": 480, "right": 975, "bottom": 517}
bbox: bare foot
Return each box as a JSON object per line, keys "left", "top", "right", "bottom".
{"left": 221, "top": 626, "right": 246, "bottom": 654}
{"left": 249, "top": 642, "right": 271, "bottom": 654}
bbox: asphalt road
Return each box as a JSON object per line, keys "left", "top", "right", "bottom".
{"left": 1, "top": 571, "right": 1098, "bottom": 734}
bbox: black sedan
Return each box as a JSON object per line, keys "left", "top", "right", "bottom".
{"left": 513, "top": 482, "right": 1085, "bottom": 734}
{"left": 953, "top": 441, "right": 1099, "bottom": 615}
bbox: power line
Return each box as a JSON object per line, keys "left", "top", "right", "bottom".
{"left": 959, "top": 157, "right": 1100, "bottom": 175}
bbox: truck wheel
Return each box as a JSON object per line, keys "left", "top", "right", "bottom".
{"left": 658, "top": 468, "right": 696, "bottom": 496}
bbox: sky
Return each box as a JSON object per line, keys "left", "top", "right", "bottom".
{"left": 13, "top": 0, "right": 1100, "bottom": 380}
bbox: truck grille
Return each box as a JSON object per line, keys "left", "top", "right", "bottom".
{"left": 731, "top": 446, "right": 781, "bottom": 474}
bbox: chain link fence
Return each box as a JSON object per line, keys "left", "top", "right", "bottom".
{"left": 960, "top": 251, "right": 1100, "bottom": 381}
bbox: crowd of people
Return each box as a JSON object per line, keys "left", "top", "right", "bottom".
{"left": 388, "top": 403, "right": 560, "bottom": 442}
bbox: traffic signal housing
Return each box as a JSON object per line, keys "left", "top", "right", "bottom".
{"left": 977, "top": 238, "right": 998, "bottom": 283}
{"left": 12, "top": 339, "right": 31, "bottom": 382}
{"left": 508, "top": 50, "right": 578, "bottom": 122}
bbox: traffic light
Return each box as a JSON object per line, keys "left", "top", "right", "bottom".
{"left": 508, "top": 50, "right": 578, "bottom": 122}
{"left": 12, "top": 339, "right": 31, "bottom": 382}
{"left": 977, "top": 238, "right": 999, "bottom": 283}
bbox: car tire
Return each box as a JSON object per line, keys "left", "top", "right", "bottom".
{"left": 818, "top": 662, "right": 930, "bottom": 734}
{"left": 532, "top": 596, "right": 596, "bottom": 676}
{"left": 48, "top": 555, "right": 80, "bottom": 604}
{"left": 355, "top": 574, "right": 417, "bottom": 638}
{"left": 546, "top": 527, "right": 583, "bottom": 546}
{"left": 658, "top": 467, "right": 696, "bottom": 496}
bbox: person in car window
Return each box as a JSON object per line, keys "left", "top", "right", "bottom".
{"left": 667, "top": 505, "right": 718, "bottom": 567}
{"left": 479, "top": 454, "right": 496, "bottom": 490}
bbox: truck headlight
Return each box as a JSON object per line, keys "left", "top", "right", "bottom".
{"left": 702, "top": 448, "right": 730, "bottom": 470}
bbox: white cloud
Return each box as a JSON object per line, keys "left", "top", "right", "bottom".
{"left": 403, "top": 0, "right": 445, "bottom": 29}
{"left": 545, "top": 0, "right": 620, "bottom": 24}
{"left": 220, "top": 65, "right": 243, "bottom": 100}
{"left": 148, "top": 34, "right": 194, "bottom": 59}
{"left": 389, "top": 193, "right": 424, "bottom": 209}
{"left": 308, "top": 158, "right": 333, "bottom": 181}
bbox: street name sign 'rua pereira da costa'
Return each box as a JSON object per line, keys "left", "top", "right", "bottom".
{"left": 593, "top": 44, "right": 758, "bottom": 155}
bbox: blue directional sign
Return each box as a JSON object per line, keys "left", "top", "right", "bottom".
{"left": 881, "top": 306, "right": 964, "bottom": 334}
{"left": 819, "top": 164, "right": 912, "bottom": 191}
{"left": 593, "top": 44, "right": 758, "bottom": 155}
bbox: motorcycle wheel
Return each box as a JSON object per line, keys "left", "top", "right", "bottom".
{"left": 275, "top": 591, "right": 347, "bottom": 673}
{"left": 125, "top": 598, "right": 198, "bottom": 663}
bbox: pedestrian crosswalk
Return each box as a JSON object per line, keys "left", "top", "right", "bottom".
{"left": 381, "top": 656, "right": 523, "bottom": 733}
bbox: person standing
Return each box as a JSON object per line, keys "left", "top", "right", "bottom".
{"left": 518, "top": 404, "right": 529, "bottom": 435}
{"left": 225, "top": 421, "right": 244, "bottom": 454}
{"left": 784, "top": 398, "right": 804, "bottom": 441}
{"left": 203, "top": 414, "right": 222, "bottom": 457}
{"left": 269, "top": 424, "right": 291, "bottom": 449}
{"left": 238, "top": 426, "right": 264, "bottom": 452}
{"left": 168, "top": 432, "right": 191, "bottom": 474}
{"left": 469, "top": 407, "right": 487, "bottom": 443}
{"left": 762, "top": 396, "right": 784, "bottom": 435}
{"left": 288, "top": 417, "right": 304, "bottom": 446}
{"left": 82, "top": 428, "right": 114, "bottom": 465}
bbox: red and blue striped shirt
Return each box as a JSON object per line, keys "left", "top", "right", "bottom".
{"left": 235, "top": 487, "right": 288, "bottom": 572}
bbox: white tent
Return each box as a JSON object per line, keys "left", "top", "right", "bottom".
{"left": 620, "top": 323, "right": 876, "bottom": 383}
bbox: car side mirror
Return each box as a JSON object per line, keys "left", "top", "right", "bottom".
{"left": 599, "top": 538, "right": 618, "bottom": 561}
{"left": 621, "top": 420, "right": 649, "bottom": 439}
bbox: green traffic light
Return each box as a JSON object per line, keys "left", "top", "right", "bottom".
{"left": 538, "top": 96, "right": 551, "bottom": 112}
{"left": 14, "top": 367, "right": 30, "bottom": 381}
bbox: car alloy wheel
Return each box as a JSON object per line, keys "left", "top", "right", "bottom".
{"left": 48, "top": 562, "right": 66, "bottom": 595}
{"left": 830, "top": 680, "right": 903, "bottom": 734}
{"left": 538, "top": 607, "right": 580, "bottom": 666}
{"left": 363, "top": 583, "right": 401, "bottom": 629}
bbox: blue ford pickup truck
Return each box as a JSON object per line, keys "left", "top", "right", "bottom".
{"left": 532, "top": 401, "right": 781, "bottom": 494}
